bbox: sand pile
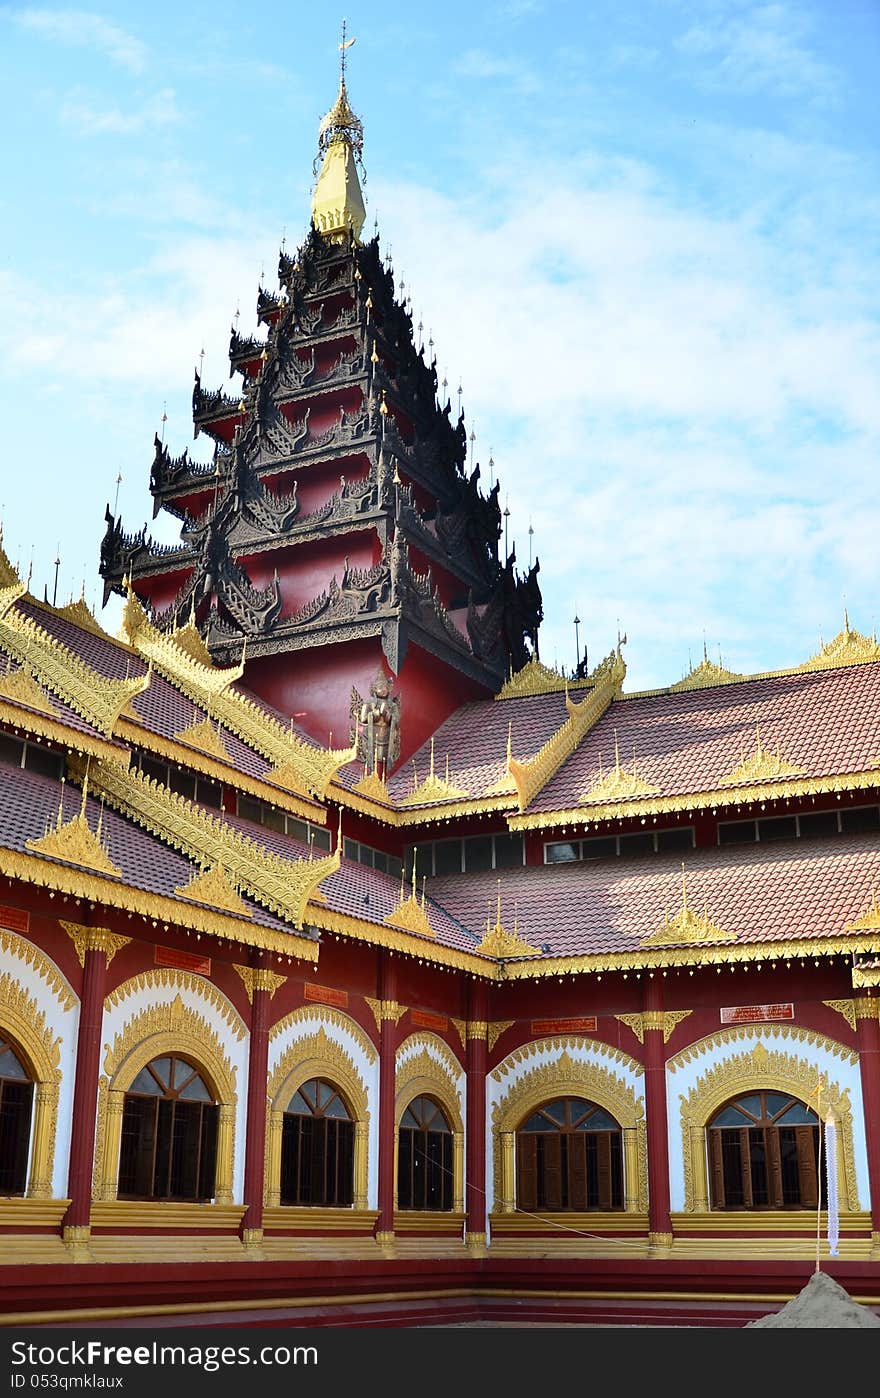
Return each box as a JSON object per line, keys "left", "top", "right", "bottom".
{"left": 747, "top": 1269, "right": 880, "bottom": 1328}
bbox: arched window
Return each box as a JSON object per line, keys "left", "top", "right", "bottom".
{"left": 516, "top": 1097, "right": 624, "bottom": 1212}
{"left": 0, "top": 1036, "right": 34, "bottom": 1196}
{"left": 707, "top": 1090, "right": 824, "bottom": 1210}
{"left": 118, "top": 1055, "right": 218, "bottom": 1202}
{"left": 281, "top": 1078, "right": 354, "bottom": 1207}
{"left": 397, "top": 1095, "right": 453, "bottom": 1211}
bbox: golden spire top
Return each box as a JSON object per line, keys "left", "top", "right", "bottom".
{"left": 312, "top": 20, "right": 366, "bottom": 242}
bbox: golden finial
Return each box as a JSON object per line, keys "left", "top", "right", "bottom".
{"left": 380, "top": 389, "right": 389, "bottom": 416}
{"left": 313, "top": 21, "right": 365, "bottom": 241}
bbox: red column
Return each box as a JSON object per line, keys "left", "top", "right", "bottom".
{"left": 855, "top": 994, "right": 880, "bottom": 1246}
{"left": 642, "top": 978, "right": 673, "bottom": 1249}
{"left": 241, "top": 969, "right": 275, "bottom": 1246}
{"left": 465, "top": 980, "right": 488, "bottom": 1251}
{"left": 63, "top": 937, "right": 110, "bottom": 1247}
{"left": 375, "top": 952, "right": 398, "bottom": 1248}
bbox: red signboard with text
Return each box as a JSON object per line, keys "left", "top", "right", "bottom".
{"left": 720, "top": 1003, "right": 794, "bottom": 1025}
{"left": 531, "top": 1016, "right": 597, "bottom": 1035}
{"left": 154, "top": 944, "right": 211, "bottom": 975}
{"left": 304, "top": 982, "right": 349, "bottom": 1009}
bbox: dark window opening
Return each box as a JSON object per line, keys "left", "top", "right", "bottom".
{"left": 280, "top": 1078, "right": 354, "bottom": 1207}
{"left": 707, "top": 1090, "right": 824, "bottom": 1211}
{"left": 397, "top": 1095, "right": 453, "bottom": 1211}
{"left": 118, "top": 1055, "right": 218, "bottom": 1202}
{"left": 515, "top": 1097, "right": 623, "bottom": 1212}
{"left": 0, "top": 1037, "right": 34, "bottom": 1195}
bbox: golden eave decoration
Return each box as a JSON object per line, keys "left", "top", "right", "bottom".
{"left": 641, "top": 870, "right": 736, "bottom": 948}
{"left": 175, "top": 864, "right": 252, "bottom": 919}
{"left": 174, "top": 717, "right": 230, "bottom": 761}
{"left": 67, "top": 752, "right": 339, "bottom": 929}
{"left": 384, "top": 867, "right": 436, "bottom": 939}
{"left": 0, "top": 592, "right": 149, "bottom": 737}
{"left": 401, "top": 740, "right": 469, "bottom": 807}
{"left": 799, "top": 614, "right": 880, "bottom": 672}
{"left": 0, "top": 661, "right": 57, "bottom": 718}
{"left": 579, "top": 734, "right": 660, "bottom": 804}
{"left": 496, "top": 654, "right": 580, "bottom": 699}
{"left": 719, "top": 725, "right": 803, "bottom": 786}
{"left": 846, "top": 889, "right": 880, "bottom": 932}
{"left": 26, "top": 776, "right": 122, "bottom": 879}
{"left": 508, "top": 647, "right": 626, "bottom": 812}
{"left": 120, "top": 586, "right": 355, "bottom": 799}
{"left": 476, "top": 884, "right": 540, "bottom": 959}
{"left": 352, "top": 768, "right": 392, "bottom": 803}
{"left": 670, "top": 651, "right": 743, "bottom": 691}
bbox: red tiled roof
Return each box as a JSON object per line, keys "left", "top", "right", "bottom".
{"left": 429, "top": 832, "right": 880, "bottom": 959}
{"left": 528, "top": 663, "right": 880, "bottom": 815}
{"left": 383, "top": 688, "right": 587, "bottom": 803}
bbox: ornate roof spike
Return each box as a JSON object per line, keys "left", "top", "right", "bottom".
{"left": 475, "top": 883, "right": 539, "bottom": 959}
{"left": 641, "top": 864, "right": 736, "bottom": 948}
{"left": 312, "top": 23, "right": 366, "bottom": 243}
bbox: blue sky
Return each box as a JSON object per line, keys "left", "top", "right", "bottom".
{"left": 1, "top": 0, "right": 878, "bottom": 691}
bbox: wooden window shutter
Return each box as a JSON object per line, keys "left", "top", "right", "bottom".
{"left": 795, "top": 1126, "right": 819, "bottom": 1208}
{"left": 542, "top": 1132, "right": 563, "bottom": 1210}
{"left": 569, "top": 1131, "right": 588, "bottom": 1210}
{"left": 595, "top": 1133, "right": 613, "bottom": 1211}
{"left": 708, "top": 1131, "right": 726, "bottom": 1208}
{"left": 516, "top": 1134, "right": 538, "bottom": 1211}
{"left": 766, "top": 1127, "right": 784, "bottom": 1208}
{"left": 740, "top": 1127, "right": 754, "bottom": 1208}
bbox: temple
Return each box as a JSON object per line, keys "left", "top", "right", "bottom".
{"left": 1, "top": 51, "right": 880, "bottom": 1329}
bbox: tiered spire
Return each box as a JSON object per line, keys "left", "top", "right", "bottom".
{"left": 98, "top": 39, "right": 542, "bottom": 756}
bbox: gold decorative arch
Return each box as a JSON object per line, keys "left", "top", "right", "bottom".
{"left": 0, "top": 971, "right": 63, "bottom": 1198}
{"left": 490, "top": 1043, "right": 647, "bottom": 1214}
{"left": 93, "top": 994, "right": 238, "bottom": 1204}
{"left": 265, "top": 1025, "right": 371, "bottom": 1209}
{"left": 676, "top": 1035, "right": 859, "bottom": 1213}
{"left": 270, "top": 1004, "right": 377, "bottom": 1066}
{"left": 395, "top": 1035, "right": 465, "bottom": 1212}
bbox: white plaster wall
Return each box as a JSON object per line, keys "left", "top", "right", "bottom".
{"left": 2, "top": 938, "right": 79, "bottom": 1198}
{"left": 485, "top": 1038, "right": 646, "bottom": 1217}
{"left": 665, "top": 1026, "right": 868, "bottom": 1212}
{"left": 268, "top": 1009, "right": 379, "bottom": 1208}
{"left": 102, "top": 973, "right": 249, "bottom": 1203}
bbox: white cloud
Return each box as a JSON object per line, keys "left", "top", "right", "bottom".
{"left": 60, "top": 86, "right": 180, "bottom": 134}
{"left": 8, "top": 7, "right": 147, "bottom": 72}
{"left": 454, "top": 48, "right": 541, "bottom": 93}
{"left": 677, "top": 3, "right": 838, "bottom": 101}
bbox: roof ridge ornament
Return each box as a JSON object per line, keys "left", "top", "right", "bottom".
{"left": 476, "top": 883, "right": 539, "bottom": 959}
{"left": 640, "top": 864, "right": 736, "bottom": 947}
{"left": 718, "top": 722, "right": 803, "bottom": 787}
